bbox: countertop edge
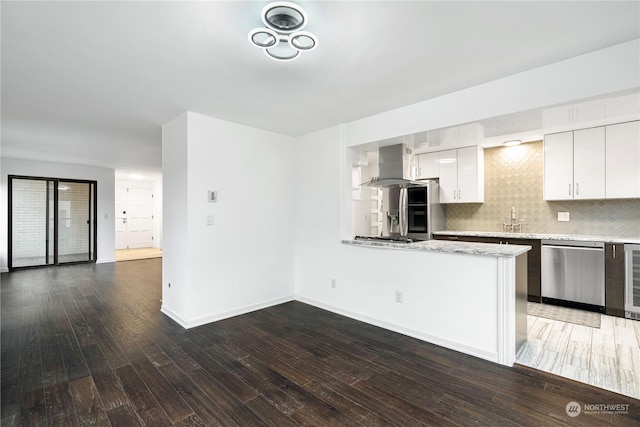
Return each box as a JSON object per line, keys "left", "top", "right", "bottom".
{"left": 342, "top": 239, "right": 531, "bottom": 257}
{"left": 433, "top": 231, "right": 640, "bottom": 244}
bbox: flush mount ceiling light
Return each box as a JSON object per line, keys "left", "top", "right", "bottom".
{"left": 503, "top": 139, "right": 522, "bottom": 147}
{"left": 248, "top": 2, "right": 318, "bottom": 61}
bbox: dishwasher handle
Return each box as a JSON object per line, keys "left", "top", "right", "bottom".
{"left": 542, "top": 244, "right": 604, "bottom": 252}
{"left": 541, "top": 240, "right": 604, "bottom": 249}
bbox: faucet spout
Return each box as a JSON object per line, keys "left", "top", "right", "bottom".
{"left": 503, "top": 206, "right": 523, "bottom": 233}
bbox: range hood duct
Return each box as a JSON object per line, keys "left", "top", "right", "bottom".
{"left": 361, "top": 144, "right": 424, "bottom": 187}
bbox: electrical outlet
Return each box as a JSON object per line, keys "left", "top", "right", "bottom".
{"left": 331, "top": 278, "right": 337, "bottom": 288}
{"left": 557, "top": 212, "right": 570, "bottom": 222}
{"left": 395, "top": 290, "right": 403, "bottom": 303}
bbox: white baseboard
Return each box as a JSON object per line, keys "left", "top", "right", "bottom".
{"left": 166, "top": 295, "right": 296, "bottom": 329}
{"left": 97, "top": 258, "right": 116, "bottom": 264}
{"left": 0, "top": 267, "right": 8, "bottom": 273}
{"left": 295, "top": 296, "right": 499, "bottom": 365}
{"left": 160, "top": 305, "right": 189, "bottom": 328}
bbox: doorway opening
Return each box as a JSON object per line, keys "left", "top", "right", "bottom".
{"left": 8, "top": 175, "right": 97, "bottom": 271}
{"left": 114, "top": 178, "right": 162, "bottom": 262}
{"left": 115, "top": 186, "right": 154, "bottom": 250}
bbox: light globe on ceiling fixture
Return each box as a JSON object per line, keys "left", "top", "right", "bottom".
{"left": 248, "top": 1, "right": 318, "bottom": 61}
{"left": 503, "top": 139, "right": 522, "bottom": 147}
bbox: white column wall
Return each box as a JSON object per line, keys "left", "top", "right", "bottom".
{"left": 0, "top": 158, "right": 116, "bottom": 271}
{"left": 161, "top": 112, "right": 296, "bottom": 328}
{"left": 161, "top": 112, "right": 191, "bottom": 324}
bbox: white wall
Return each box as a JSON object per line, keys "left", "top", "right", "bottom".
{"left": 345, "top": 39, "right": 640, "bottom": 147}
{"left": 162, "top": 112, "right": 296, "bottom": 328}
{"left": 293, "top": 126, "right": 510, "bottom": 361}
{"left": 162, "top": 112, "right": 190, "bottom": 321}
{"left": 0, "top": 158, "right": 116, "bottom": 271}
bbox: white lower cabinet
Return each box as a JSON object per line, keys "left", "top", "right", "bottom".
{"left": 438, "top": 146, "right": 484, "bottom": 204}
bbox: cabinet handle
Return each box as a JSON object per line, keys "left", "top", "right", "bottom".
{"left": 613, "top": 245, "right": 616, "bottom": 259}
{"left": 453, "top": 190, "right": 457, "bottom": 200}
{"left": 458, "top": 189, "right": 461, "bottom": 200}
{"left": 568, "top": 183, "right": 572, "bottom": 195}
{"left": 576, "top": 182, "right": 580, "bottom": 195}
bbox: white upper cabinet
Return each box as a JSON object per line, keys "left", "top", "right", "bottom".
{"left": 573, "top": 127, "right": 605, "bottom": 199}
{"left": 544, "top": 128, "right": 605, "bottom": 200}
{"left": 438, "top": 149, "right": 458, "bottom": 204}
{"left": 416, "top": 152, "right": 439, "bottom": 179}
{"left": 438, "top": 146, "right": 484, "bottom": 204}
{"left": 544, "top": 120, "right": 639, "bottom": 200}
{"left": 544, "top": 131, "right": 574, "bottom": 200}
{"left": 606, "top": 121, "right": 640, "bottom": 199}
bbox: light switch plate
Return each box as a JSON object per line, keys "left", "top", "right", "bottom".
{"left": 557, "top": 211, "right": 570, "bottom": 222}
{"left": 208, "top": 190, "right": 217, "bottom": 203}
{"left": 206, "top": 214, "right": 214, "bottom": 225}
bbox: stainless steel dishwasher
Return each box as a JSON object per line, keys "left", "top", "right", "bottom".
{"left": 541, "top": 240, "right": 605, "bottom": 310}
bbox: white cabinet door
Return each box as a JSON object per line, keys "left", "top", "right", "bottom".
{"left": 417, "top": 152, "right": 439, "bottom": 179}
{"left": 456, "top": 146, "right": 483, "bottom": 203}
{"left": 438, "top": 147, "right": 484, "bottom": 203}
{"left": 606, "top": 121, "right": 640, "bottom": 198}
{"left": 544, "top": 131, "right": 574, "bottom": 200}
{"left": 438, "top": 149, "right": 458, "bottom": 204}
{"left": 573, "top": 127, "right": 605, "bottom": 199}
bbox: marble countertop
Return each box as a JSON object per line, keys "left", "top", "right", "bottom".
{"left": 342, "top": 239, "right": 531, "bottom": 257}
{"left": 433, "top": 230, "right": 640, "bottom": 244}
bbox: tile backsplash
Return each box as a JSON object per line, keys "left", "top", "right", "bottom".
{"left": 444, "top": 141, "right": 640, "bottom": 238}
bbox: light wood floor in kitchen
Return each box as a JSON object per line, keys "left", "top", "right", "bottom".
{"left": 517, "top": 312, "right": 640, "bottom": 400}
{"left": 115, "top": 247, "right": 162, "bottom": 262}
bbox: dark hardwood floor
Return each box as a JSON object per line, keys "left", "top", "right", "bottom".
{"left": 2, "top": 259, "right": 639, "bottom": 426}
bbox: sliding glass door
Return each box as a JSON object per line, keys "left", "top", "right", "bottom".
{"left": 9, "top": 176, "right": 97, "bottom": 270}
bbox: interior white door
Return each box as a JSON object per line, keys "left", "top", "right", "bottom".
{"left": 115, "top": 187, "right": 154, "bottom": 249}
{"left": 114, "top": 187, "right": 127, "bottom": 250}
{"left": 126, "top": 189, "right": 154, "bottom": 249}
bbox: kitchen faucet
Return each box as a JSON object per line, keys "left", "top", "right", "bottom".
{"left": 503, "top": 206, "right": 523, "bottom": 233}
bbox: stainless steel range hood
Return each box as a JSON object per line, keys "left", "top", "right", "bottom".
{"left": 361, "top": 144, "right": 423, "bottom": 187}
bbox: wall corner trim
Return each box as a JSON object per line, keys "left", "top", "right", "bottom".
{"left": 179, "top": 295, "right": 296, "bottom": 329}
{"left": 160, "top": 305, "right": 189, "bottom": 328}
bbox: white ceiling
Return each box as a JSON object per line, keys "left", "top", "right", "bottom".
{"left": 2, "top": 1, "right": 639, "bottom": 174}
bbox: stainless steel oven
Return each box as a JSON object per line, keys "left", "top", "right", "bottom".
{"left": 625, "top": 244, "right": 640, "bottom": 320}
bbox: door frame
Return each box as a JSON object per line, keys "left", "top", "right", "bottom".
{"left": 8, "top": 175, "right": 98, "bottom": 271}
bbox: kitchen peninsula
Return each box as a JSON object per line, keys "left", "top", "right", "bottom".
{"left": 341, "top": 238, "right": 530, "bottom": 367}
